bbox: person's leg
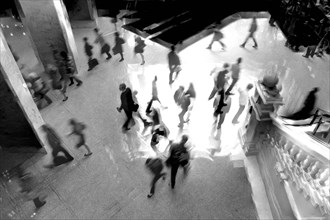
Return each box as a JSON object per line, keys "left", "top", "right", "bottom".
{"left": 123, "top": 110, "right": 133, "bottom": 130}
{"left": 303, "top": 46, "right": 312, "bottom": 58}
{"left": 178, "top": 109, "right": 187, "bottom": 127}
{"left": 43, "top": 93, "right": 53, "bottom": 104}
{"left": 217, "top": 113, "right": 226, "bottom": 129}
{"left": 146, "top": 98, "right": 154, "bottom": 114}
{"left": 61, "top": 80, "right": 68, "bottom": 101}
{"left": 119, "top": 52, "right": 124, "bottom": 61}
{"left": 139, "top": 53, "right": 145, "bottom": 65}
{"left": 252, "top": 33, "right": 258, "bottom": 48}
{"left": 83, "top": 144, "right": 93, "bottom": 156}
{"left": 68, "top": 77, "right": 74, "bottom": 86}
{"left": 240, "top": 34, "right": 250, "bottom": 47}
{"left": 72, "top": 75, "right": 83, "bottom": 86}
{"left": 207, "top": 38, "right": 215, "bottom": 49}
{"left": 148, "top": 172, "right": 163, "bottom": 197}
{"left": 232, "top": 105, "right": 245, "bottom": 123}
{"left": 225, "top": 78, "right": 238, "bottom": 95}
{"left": 219, "top": 40, "right": 226, "bottom": 49}
{"left": 169, "top": 66, "right": 175, "bottom": 84}
{"left": 208, "top": 86, "right": 218, "bottom": 100}
{"left": 170, "top": 164, "right": 179, "bottom": 188}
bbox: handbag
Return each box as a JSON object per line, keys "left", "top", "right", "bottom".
{"left": 133, "top": 103, "right": 139, "bottom": 112}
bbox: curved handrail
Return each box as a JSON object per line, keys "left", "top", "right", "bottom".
{"left": 271, "top": 113, "right": 330, "bottom": 165}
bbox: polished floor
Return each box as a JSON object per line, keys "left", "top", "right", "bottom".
{"left": 1, "top": 14, "right": 329, "bottom": 219}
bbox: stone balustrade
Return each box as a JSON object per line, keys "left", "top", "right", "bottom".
{"left": 265, "top": 115, "right": 330, "bottom": 217}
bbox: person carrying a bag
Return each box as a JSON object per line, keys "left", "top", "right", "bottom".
{"left": 113, "top": 32, "right": 125, "bottom": 62}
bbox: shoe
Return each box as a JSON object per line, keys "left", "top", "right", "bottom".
{"left": 240, "top": 44, "right": 245, "bottom": 48}
{"left": 68, "top": 82, "right": 74, "bottom": 86}
{"left": 302, "top": 55, "right": 309, "bottom": 58}
{"left": 88, "top": 68, "right": 92, "bottom": 71}
{"left": 146, "top": 110, "right": 152, "bottom": 115}
{"left": 253, "top": 45, "right": 258, "bottom": 49}
{"left": 119, "top": 58, "right": 124, "bottom": 62}
{"left": 106, "top": 56, "right": 112, "bottom": 60}
{"left": 206, "top": 46, "right": 211, "bottom": 49}
{"left": 141, "top": 61, "right": 145, "bottom": 65}
{"left": 63, "top": 97, "right": 68, "bottom": 102}
{"left": 76, "top": 82, "right": 82, "bottom": 87}
{"left": 84, "top": 152, "right": 93, "bottom": 157}
{"left": 147, "top": 193, "right": 153, "bottom": 198}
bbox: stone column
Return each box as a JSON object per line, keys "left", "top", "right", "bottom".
{"left": 0, "top": 29, "right": 50, "bottom": 154}
{"left": 65, "top": 0, "right": 98, "bottom": 28}
{"left": 15, "top": 0, "right": 80, "bottom": 73}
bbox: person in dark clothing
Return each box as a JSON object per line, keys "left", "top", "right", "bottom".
{"left": 282, "top": 87, "right": 320, "bottom": 120}
{"left": 67, "top": 118, "right": 92, "bottom": 157}
{"left": 83, "top": 37, "right": 98, "bottom": 71}
{"left": 117, "top": 83, "right": 136, "bottom": 131}
{"left": 145, "top": 157, "right": 166, "bottom": 198}
{"left": 46, "top": 64, "right": 68, "bottom": 101}
{"left": 41, "top": 124, "right": 74, "bottom": 166}
{"left": 166, "top": 135, "right": 190, "bottom": 189}
{"left": 113, "top": 32, "right": 125, "bottom": 62}
{"left": 94, "top": 28, "right": 112, "bottom": 60}
{"left": 134, "top": 36, "right": 146, "bottom": 65}
{"left": 168, "top": 45, "right": 181, "bottom": 84}
{"left": 59, "top": 51, "right": 83, "bottom": 87}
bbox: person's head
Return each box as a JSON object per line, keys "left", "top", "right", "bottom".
{"left": 60, "top": 51, "right": 68, "bottom": 59}
{"left": 69, "top": 118, "right": 77, "bottom": 125}
{"left": 115, "top": 32, "right": 119, "bottom": 37}
{"left": 246, "top": 83, "right": 253, "bottom": 91}
{"left": 181, "top": 134, "right": 189, "bottom": 144}
{"left": 94, "top": 28, "right": 99, "bottom": 33}
{"left": 171, "top": 45, "right": 175, "bottom": 52}
{"left": 154, "top": 76, "right": 157, "bottom": 81}
{"left": 119, "top": 83, "right": 126, "bottom": 91}
{"left": 312, "top": 87, "right": 319, "bottom": 93}
{"left": 83, "top": 37, "right": 88, "bottom": 42}
{"left": 237, "top": 57, "right": 242, "bottom": 64}
{"left": 223, "top": 63, "right": 229, "bottom": 69}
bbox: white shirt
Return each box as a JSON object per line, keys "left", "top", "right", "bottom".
{"left": 238, "top": 87, "right": 249, "bottom": 106}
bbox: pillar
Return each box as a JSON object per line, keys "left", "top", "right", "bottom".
{"left": 65, "top": 0, "right": 98, "bottom": 28}
{"left": 15, "top": 0, "right": 80, "bottom": 73}
{"left": 0, "top": 29, "right": 50, "bottom": 153}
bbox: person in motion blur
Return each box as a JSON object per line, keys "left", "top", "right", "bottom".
{"left": 166, "top": 135, "right": 191, "bottom": 189}
{"left": 206, "top": 23, "right": 226, "bottom": 50}
{"left": 232, "top": 83, "right": 254, "bottom": 124}
{"left": 134, "top": 36, "right": 146, "bottom": 65}
{"left": 145, "top": 157, "right": 166, "bottom": 198}
{"left": 168, "top": 45, "right": 181, "bottom": 85}
{"left": 240, "top": 16, "right": 258, "bottom": 49}
{"left": 117, "top": 83, "right": 137, "bottom": 131}
{"left": 67, "top": 118, "right": 92, "bottom": 157}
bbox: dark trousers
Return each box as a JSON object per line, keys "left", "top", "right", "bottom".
{"left": 170, "top": 161, "right": 189, "bottom": 188}
{"left": 150, "top": 172, "right": 166, "bottom": 194}
{"left": 123, "top": 109, "right": 134, "bottom": 129}
{"left": 69, "top": 75, "right": 82, "bottom": 85}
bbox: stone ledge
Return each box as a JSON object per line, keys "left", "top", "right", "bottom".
{"left": 244, "top": 156, "right": 274, "bottom": 220}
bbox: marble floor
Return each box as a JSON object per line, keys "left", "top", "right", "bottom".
{"left": 1, "top": 14, "right": 329, "bottom": 220}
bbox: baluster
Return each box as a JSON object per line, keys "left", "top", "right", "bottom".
{"left": 301, "top": 156, "right": 316, "bottom": 172}
{"left": 289, "top": 145, "right": 300, "bottom": 160}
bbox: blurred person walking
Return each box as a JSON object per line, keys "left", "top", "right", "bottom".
{"left": 225, "top": 57, "right": 243, "bottom": 95}
{"left": 67, "top": 118, "right": 92, "bottom": 157}
{"left": 17, "top": 166, "right": 46, "bottom": 209}
{"left": 94, "top": 28, "right": 112, "bottom": 60}
{"left": 83, "top": 37, "right": 98, "bottom": 71}
{"left": 117, "top": 83, "right": 138, "bottom": 131}
{"left": 232, "top": 83, "right": 254, "bottom": 124}
{"left": 60, "top": 51, "right": 83, "bottom": 87}
{"left": 132, "top": 90, "right": 152, "bottom": 128}
{"left": 46, "top": 64, "right": 68, "bottom": 101}
{"left": 26, "top": 72, "right": 52, "bottom": 105}
{"left": 214, "top": 94, "right": 232, "bottom": 129}
{"left": 206, "top": 24, "right": 226, "bottom": 50}
{"left": 240, "top": 16, "right": 258, "bottom": 49}
{"left": 168, "top": 45, "right": 181, "bottom": 85}
{"left": 41, "top": 124, "right": 74, "bottom": 166}
{"left": 145, "top": 157, "right": 166, "bottom": 198}
{"left": 146, "top": 76, "right": 166, "bottom": 114}
{"left": 165, "top": 135, "right": 191, "bottom": 189}
{"left": 113, "top": 32, "right": 125, "bottom": 62}
{"left": 134, "top": 36, "right": 146, "bottom": 65}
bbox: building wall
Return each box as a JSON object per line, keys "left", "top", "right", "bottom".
{"left": 0, "top": 70, "right": 41, "bottom": 148}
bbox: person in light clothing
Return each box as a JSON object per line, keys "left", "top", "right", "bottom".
{"left": 232, "top": 83, "right": 254, "bottom": 124}
{"left": 225, "top": 57, "right": 242, "bottom": 95}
